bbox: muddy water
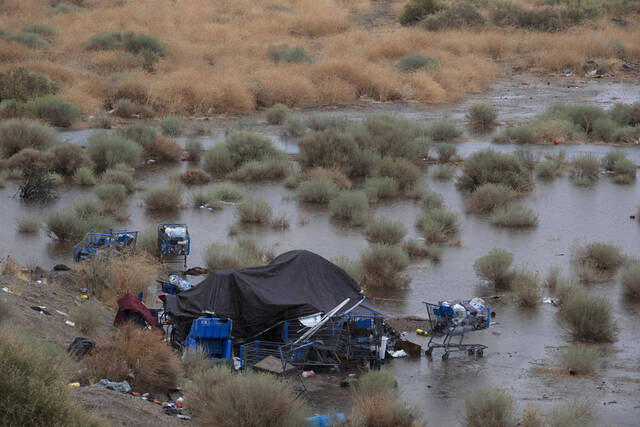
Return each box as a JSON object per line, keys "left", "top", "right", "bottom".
{"left": 58, "top": 75, "right": 640, "bottom": 156}
{"left": 4, "top": 77, "right": 640, "bottom": 425}
{"left": 3, "top": 160, "right": 640, "bottom": 424}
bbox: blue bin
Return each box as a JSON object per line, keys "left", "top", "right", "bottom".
{"left": 184, "top": 318, "right": 232, "bottom": 358}
{"left": 306, "top": 414, "right": 345, "bottom": 427}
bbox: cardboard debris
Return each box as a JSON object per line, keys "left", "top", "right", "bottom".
{"left": 254, "top": 355, "right": 296, "bottom": 374}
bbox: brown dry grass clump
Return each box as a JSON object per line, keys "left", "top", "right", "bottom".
{"left": 152, "top": 135, "right": 182, "bottom": 162}
{"left": 5, "top": 0, "right": 637, "bottom": 117}
{"left": 71, "top": 299, "right": 103, "bottom": 335}
{"left": 180, "top": 169, "right": 211, "bottom": 185}
{"left": 350, "top": 370, "right": 424, "bottom": 427}
{"left": 79, "top": 324, "right": 181, "bottom": 393}
{"left": 185, "top": 367, "right": 307, "bottom": 427}
{"left": 306, "top": 166, "right": 352, "bottom": 189}
{"left": 73, "top": 252, "right": 161, "bottom": 307}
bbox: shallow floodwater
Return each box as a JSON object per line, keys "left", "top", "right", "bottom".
{"left": 58, "top": 75, "right": 640, "bottom": 157}
{"left": 3, "top": 160, "right": 640, "bottom": 424}
{"left": 4, "top": 77, "right": 640, "bottom": 425}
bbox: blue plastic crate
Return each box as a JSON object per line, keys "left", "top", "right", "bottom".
{"left": 184, "top": 318, "right": 232, "bottom": 358}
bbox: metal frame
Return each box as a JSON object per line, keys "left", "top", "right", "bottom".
{"left": 423, "top": 301, "right": 490, "bottom": 360}
{"left": 157, "top": 223, "right": 190, "bottom": 269}
{"left": 240, "top": 340, "right": 314, "bottom": 398}
{"left": 73, "top": 229, "right": 138, "bottom": 263}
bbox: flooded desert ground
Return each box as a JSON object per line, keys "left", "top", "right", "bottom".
{"left": 3, "top": 76, "right": 640, "bottom": 425}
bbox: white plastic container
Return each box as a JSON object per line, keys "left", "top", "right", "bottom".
{"left": 379, "top": 336, "right": 389, "bottom": 360}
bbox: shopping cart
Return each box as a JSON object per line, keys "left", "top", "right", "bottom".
{"left": 423, "top": 298, "right": 490, "bottom": 360}
{"left": 157, "top": 223, "right": 190, "bottom": 269}
{"left": 73, "top": 229, "right": 138, "bottom": 262}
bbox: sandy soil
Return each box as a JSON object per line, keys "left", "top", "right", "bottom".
{"left": 73, "top": 386, "right": 193, "bottom": 427}
{"left": 0, "top": 271, "right": 114, "bottom": 347}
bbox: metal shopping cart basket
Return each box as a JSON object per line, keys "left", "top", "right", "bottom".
{"left": 423, "top": 298, "right": 490, "bottom": 360}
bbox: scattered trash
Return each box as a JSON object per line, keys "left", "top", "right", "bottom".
{"left": 80, "top": 294, "right": 88, "bottom": 300}
{"left": 68, "top": 382, "right": 80, "bottom": 388}
{"left": 630, "top": 215, "right": 636, "bottom": 220}
{"left": 543, "top": 297, "right": 559, "bottom": 306}
{"left": 56, "top": 310, "right": 69, "bottom": 317}
{"left": 611, "top": 17, "right": 628, "bottom": 26}
{"left": 67, "top": 337, "right": 95, "bottom": 360}
{"left": 145, "top": 159, "right": 156, "bottom": 165}
{"left": 416, "top": 328, "right": 428, "bottom": 336}
{"left": 491, "top": 330, "right": 502, "bottom": 336}
{"left": 622, "top": 63, "right": 633, "bottom": 71}
{"left": 388, "top": 349, "right": 408, "bottom": 358}
{"left": 169, "top": 274, "right": 191, "bottom": 291}
{"left": 562, "top": 68, "right": 571, "bottom": 75}
{"left": 53, "top": 263, "right": 71, "bottom": 271}
{"left": 31, "top": 306, "right": 51, "bottom": 315}
{"left": 163, "top": 407, "right": 179, "bottom": 416}
{"left": 185, "top": 266, "right": 208, "bottom": 276}
{"left": 1, "top": 287, "right": 9, "bottom": 293}
{"left": 394, "top": 340, "right": 422, "bottom": 358}
{"left": 65, "top": 320, "right": 75, "bottom": 327}
{"left": 233, "top": 356, "right": 242, "bottom": 371}
{"left": 177, "top": 415, "right": 191, "bottom": 420}
{"left": 302, "top": 370, "right": 315, "bottom": 378}
{"left": 97, "top": 379, "right": 132, "bottom": 393}
{"left": 340, "top": 380, "right": 350, "bottom": 388}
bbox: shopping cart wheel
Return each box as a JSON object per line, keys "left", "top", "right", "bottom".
{"left": 425, "top": 348, "right": 433, "bottom": 357}
{"left": 476, "top": 349, "right": 483, "bottom": 358}
{"left": 441, "top": 352, "right": 449, "bottom": 361}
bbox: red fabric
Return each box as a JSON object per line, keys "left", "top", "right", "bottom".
{"left": 114, "top": 293, "right": 158, "bottom": 328}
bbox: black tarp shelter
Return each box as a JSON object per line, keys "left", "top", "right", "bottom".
{"left": 164, "top": 250, "right": 382, "bottom": 343}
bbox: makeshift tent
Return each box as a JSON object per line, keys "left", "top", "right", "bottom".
{"left": 114, "top": 293, "right": 158, "bottom": 328}
{"left": 164, "top": 250, "right": 382, "bottom": 343}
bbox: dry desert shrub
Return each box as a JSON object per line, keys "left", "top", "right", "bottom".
{"left": 350, "top": 370, "right": 424, "bottom": 427}
{"left": 73, "top": 252, "right": 161, "bottom": 307}
{"left": 179, "top": 169, "right": 211, "bottom": 185}
{"left": 185, "top": 368, "right": 306, "bottom": 427}
{"left": 0, "top": 330, "right": 103, "bottom": 427}
{"left": 79, "top": 324, "right": 181, "bottom": 393}
{"left": 71, "top": 299, "right": 103, "bottom": 335}
{"left": 306, "top": 166, "right": 352, "bottom": 189}
{"left": 462, "top": 387, "right": 515, "bottom": 427}
{"left": 0, "top": 0, "right": 638, "bottom": 118}
{"left": 360, "top": 244, "right": 410, "bottom": 288}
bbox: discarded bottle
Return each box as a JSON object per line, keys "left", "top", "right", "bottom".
{"left": 301, "top": 370, "right": 315, "bottom": 378}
